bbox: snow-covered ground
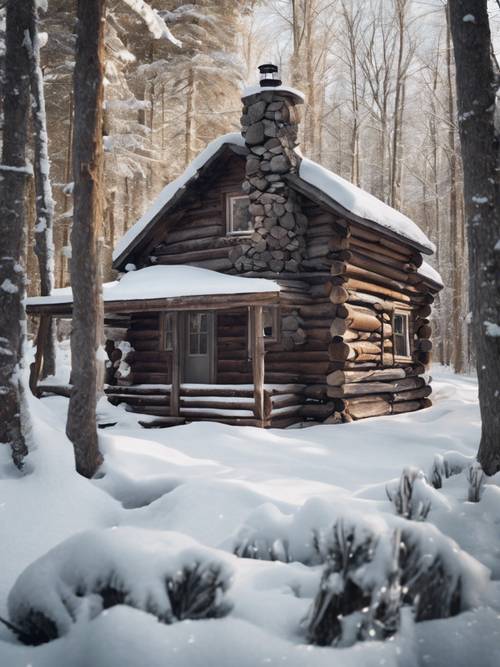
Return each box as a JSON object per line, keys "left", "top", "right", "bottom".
{"left": 0, "top": 365, "right": 499, "bottom": 666}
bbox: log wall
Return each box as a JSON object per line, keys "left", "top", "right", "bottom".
{"left": 112, "top": 154, "right": 440, "bottom": 427}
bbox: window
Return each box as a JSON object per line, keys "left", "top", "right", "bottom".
{"left": 248, "top": 307, "right": 280, "bottom": 354}
{"left": 393, "top": 311, "right": 411, "bottom": 359}
{"left": 263, "top": 307, "right": 279, "bottom": 342}
{"left": 161, "top": 313, "right": 174, "bottom": 351}
{"left": 188, "top": 312, "right": 209, "bottom": 356}
{"left": 226, "top": 194, "right": 252, "bottom": 235}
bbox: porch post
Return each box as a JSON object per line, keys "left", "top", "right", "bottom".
{"left": 252, "top": 305, "right": 265, "bottom": 425}
{"left": 170, "top": 311, "right": 180, "bottom": 417}
{"left": 29, "top": 314, "right": 50, "bottom": 395}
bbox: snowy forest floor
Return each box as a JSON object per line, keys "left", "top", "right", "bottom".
{"left": 0, "top": 365, "right": 499, "bottom": 666}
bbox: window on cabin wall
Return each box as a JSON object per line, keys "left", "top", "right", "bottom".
{"left": 392, "top": 310, "right": 411, "bottom": 359}
{"left": 188, "top": 312, "right": 209, "bottom": 355}
{"left": 161, "top": 313, "right": 174, "bottom": 351}
{"left": 226, "top": 194, "right": 252, "bottom": 235}
{"left": 248, "top": 307, "right": 280, "bottom": 357}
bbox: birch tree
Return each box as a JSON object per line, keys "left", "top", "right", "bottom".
{"left": 0, "top": 0, "right": 31, "bottom": 468}
{"left": 26, "top": 1, "right": 57, "bottom": 378}
{"left": 448, "top": 0, "right": 500, "bottom": 474}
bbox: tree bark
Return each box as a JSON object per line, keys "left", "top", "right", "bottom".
{"left": 66, "top": 0, "right": 105, "bottom": 478}
{"left": 27, "top": 1, "right": 56, "bottom": 378}
{"left": 448, "top": 0, "right": 500, "bottom": 475}
{"left": 0, "top": 0, "right": 31, "bottom": 468}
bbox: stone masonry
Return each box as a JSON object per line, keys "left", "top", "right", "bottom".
{"left": 230, "top": 88, "right": 308, "bottom": 274}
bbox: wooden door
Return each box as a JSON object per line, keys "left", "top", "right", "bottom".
{"left": 183, "top": 311, "right": 215, "bottom": 383}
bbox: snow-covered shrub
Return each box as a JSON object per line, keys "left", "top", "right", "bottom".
{"left": 8, "top": 528, "right": 233, "bottom": 645}
{"left": 386, "top": 466, "right": 432, "bottom": 520}
{"left": 399, "top": 528, "right": 461, "bottom": 621}
{"left": 429, "top": 451, "right": 473, "bottom": 489}
{"left": 305, "top": 519, "right": 401, "bottom": 647}
{"left": 306, "top": 516, "right": 487, "bottom": 647}
{"left": 231, "top": 499, "right": 337, "bottom": 566}
{"left": 466, "top": 461, "right": 485, "bottom": 502}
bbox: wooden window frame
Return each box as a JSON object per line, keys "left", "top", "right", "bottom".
{"left": 225, "top": 193, "right": 252, "bottom": 236}
{"left": 160, "top": 312, "right": 174, "bottom": 351}
{"left": 392, "top": 308, "right": 412, "bottom": 362}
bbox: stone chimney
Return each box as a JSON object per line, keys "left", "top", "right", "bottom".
{"left": 231, "top": 65, "right": 308, "bottom": 274}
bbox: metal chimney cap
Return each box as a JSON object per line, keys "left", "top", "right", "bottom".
{"left": 258, "top": 63, "right": 282, "bottom": 87}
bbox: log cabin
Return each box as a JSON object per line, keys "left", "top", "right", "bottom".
{"left": 27, "top": 65, "right": 443, "bottom": 428}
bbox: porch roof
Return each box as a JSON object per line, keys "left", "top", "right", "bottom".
{"left": 25, "top": 265, "right": 280, "bottom": 316}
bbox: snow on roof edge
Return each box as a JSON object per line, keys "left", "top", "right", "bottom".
{"left": 298, "top": 157, "right": 435, "bottom": 254}
{"left": 417, "top": 260, "right": 443, "bottom": 288}
{"left": 25, "top": 265, "right": 280, "bottom": 308}
{"left": 113, "top": 133, "right": 434, "bottom": 268}
{"left": 112, "top": 133, "right": 246, "bottom": 264}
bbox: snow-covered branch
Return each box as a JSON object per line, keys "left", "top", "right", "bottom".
{"left": 120, "top": 0, "right": 182, "bottom": 47}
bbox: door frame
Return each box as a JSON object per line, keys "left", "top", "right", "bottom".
{"left": 181, "top": 310, "right": 217, "bottom": 384}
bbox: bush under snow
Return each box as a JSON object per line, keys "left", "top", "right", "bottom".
{"left": 8, "top": 527, "right": 233, "bottom": 645}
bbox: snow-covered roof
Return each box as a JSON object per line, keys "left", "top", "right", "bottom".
{"left": 417, "top": 260, "right": 443, "bottom": 288}
{"left": 112, "top": 133, "right": 435, "bottom": 268}
{"left": 298, "top": 158, "right": 435, "bottom": 254}
{"left": 25, "top": 265, "right": 280, "bottom": 308}
{"left": 112, "top": 133, "right": 246, "bottom": 265}
{"left": 241, "top": 84, "right": 305, "bottom": 103}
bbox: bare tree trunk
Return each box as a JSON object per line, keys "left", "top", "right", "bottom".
{"left": 390, "top": 0, "right": 407, "bottom": 207}
{"left": 66, "top": 0, "right": 105, "bottom": 478}
{"left": 27, "top": 1, "right": 56, "bottom": 378}
{"left": 0, "top": 0, "right": 31, "bottom": 468}
{"left": 449, "top": 0, "right": 500, "bottom": 475}
{"left": 428, "top": 60, "right": 445, "bottom": 364}
{"left": 445, "top": 4, "right": 465, "bottom": 374}
{"left": 58, "top": 91, "right": 74, "bottom": 288}
{"left": 184, "top": 66, "right": 195, "bottom": 167}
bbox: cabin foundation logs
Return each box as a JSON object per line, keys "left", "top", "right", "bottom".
{"left": 231, "top": 89, "right": 308, "bottom": 273}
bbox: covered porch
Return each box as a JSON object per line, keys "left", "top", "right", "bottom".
{"left": 26, "top": 266, "right": 306, "bottom": 428}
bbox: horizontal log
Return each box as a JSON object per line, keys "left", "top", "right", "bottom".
{"left": 327, "top": 375, "right": 425, "bottom": 398}
{"left": 126, "top": 330, "right": 160, "bottom": 341}
{"left": 130, "top": 373, "right": 169, "bottom": 384}
{"left": 330, "top": 304, "right": 381, "bottom": 335}
{"left": 153, "top": 237, "right": 215, "bottom": 256}
{"left": 349, "top": 250, "right": 411, "bottom": 282}
{"left": 344, "top": 278, "right": 411, "bottom": 303}
{"left": 301, "top": 402, "right": 336, "bottom": 418}
{"left": 266, "top": 350, "right": 329, "bottom": 362}
{"left": 347, "top": 290, "right": 395, "bottom": 313}
{"left": 327, "top": 367, "right": 406, "bottom": 386}
{"left": 328, "top": 340, "right": 381, "bottom": 362}
{"left": 299, "top": 303, "right": 337, "bottom": 318}
{"left": 108, "top": 394, "right": 168, "bottom": 407}
{"left": 349, "top": 236, "right": 410, "bottom": 263}
{"left": 347, "top": 398, "right": 392, "bottom": 420}
{"left": 391, "top": 400, "right": 423, "bottom": 414}
{"left": 303, "top": 384, "right": 328, "bottom": 399}
{"left": 105, "top": 384, "right": 169, "bottom": 396}
{"left": 392, "top": 386, "right": 432, "bottom": 402}
{"left": 165, "top": 224, "right": 224, "bottom": 243}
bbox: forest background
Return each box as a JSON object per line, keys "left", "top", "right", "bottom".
{"left": 3, "top": 0, "right": 499, "bottom": 374}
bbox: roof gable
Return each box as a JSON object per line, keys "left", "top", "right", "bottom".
{"left": 113, "top": 133, "right": 435, "bottom": 269}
